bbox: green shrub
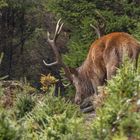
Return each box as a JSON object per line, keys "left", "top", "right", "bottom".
{"left": 14, "top": 94, "right": 36, "bottom": 119}
{"left": 0, "top": 110, "right": 23, "bottom": 140}
{"left": 92, "top": 58, "right": 140, "bottom": 140}
{"left": 0, "top": 85, "right": 88, "bottom": 140}
{"left": 22, "top": 89, "right": 88, "bottom": 140}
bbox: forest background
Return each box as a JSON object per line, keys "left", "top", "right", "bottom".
{"left": 0, "top": 0, "right": 140, "bottom": 86}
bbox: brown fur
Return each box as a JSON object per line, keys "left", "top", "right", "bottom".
{"left": 71, "top": 32, "right": 140, "bottom": 104}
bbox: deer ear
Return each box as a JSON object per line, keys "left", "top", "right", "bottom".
{"left": 69, "top": 67, "right": 78, "bottom": 76}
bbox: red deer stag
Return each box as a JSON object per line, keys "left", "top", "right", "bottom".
{"left": 43, "top": 19, "right": 140, "bottom": 105}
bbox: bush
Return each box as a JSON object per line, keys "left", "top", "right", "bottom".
{"left": 0, "top": 110, "right": 23, "bottom": 140}
{"left": 14, "top": 94, "right": 36, "bottom": 119}
{"left": 92, "top": 58, "right": 140, "bottom": 140}
{"left": 0, "top": 85, "right": 89, "bottom": 140}
{"left": 23, "top": 88, "right": 88, "bottom": 140}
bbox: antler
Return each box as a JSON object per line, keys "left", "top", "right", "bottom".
{"left": 90, "top": 24, "right": 101, "bottom": 39}
{"left": 43, "top": 19, "right": 72, "bottom": 82}
{"left": 43, "top": 19, "right": 64, "bottom": 67}
{"left": 90, "top": 11, "right": 106, "bottom": 38}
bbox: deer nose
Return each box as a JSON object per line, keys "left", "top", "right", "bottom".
{"left": 75, "top": 96, "right": 82, "bottom": 105}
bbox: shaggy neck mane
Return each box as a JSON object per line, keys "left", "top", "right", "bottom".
{"left": 77, "top": 57, "right": 95, "bottom": 96}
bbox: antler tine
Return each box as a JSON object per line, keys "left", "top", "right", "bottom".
{"left": 57, "top": 23, "right": 64, "bottom": 35}
{"left": 62, "top": 83, "right": 71, "bottom": 87}
{"left": 43, "top": 60, "right": 58, "bottom": 67}
{"left": 90, "top": 24, "right": 101, "bottom": 39}
{"left": 46, "top": 19, "right": 63, "bottom": 42}
{"left": 95, "top": 10, "right": 106, "bottom": 22}
{"left": 53, "top": 19, "right": 63, "bottom": 41}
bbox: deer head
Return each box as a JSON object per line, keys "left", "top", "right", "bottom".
{"left": 43, "top": 19, "right": 97, "bottom": 105}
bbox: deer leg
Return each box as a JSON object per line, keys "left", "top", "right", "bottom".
{"left": 104, "top": 47, "right": 120, "bottom": 80}
{"left": 91, "top": 68, "right": 106, "bottom": 95}
{"left": 91, "top": 79, "right": 98, "bottom": 95}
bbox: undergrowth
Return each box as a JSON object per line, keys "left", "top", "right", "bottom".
{"left": 0, "top": 58, "right": 140, "bottom": 140}
{"left": 0, "top": 85, "right": 87, "bottom": 140}
{"left": 92, "top": 58, "right": 140, "bottom": 140}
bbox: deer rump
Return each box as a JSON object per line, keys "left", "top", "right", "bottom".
{"left": 88, "top": 32, "right": 140, "bottom": 82}
{"left": 43, "top": 19, "right": 140, "bottom": 105}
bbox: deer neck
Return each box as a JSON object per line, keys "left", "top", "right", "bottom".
{"left": 77, "top": 59, "right": 96, "bottom": 95}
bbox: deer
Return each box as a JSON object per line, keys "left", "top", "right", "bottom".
{"left": 43, "top": 19, "right": 140, "bottom": 105}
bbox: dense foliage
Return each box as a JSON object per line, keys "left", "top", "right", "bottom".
{"left": 0, "top": 86, "right": 87, "bottom": 140}
{"left": 47, "top": 0, "right": 140, "bottom": 67}
{"left": 92, "top": 58, "right": 140, "bottom": 139}
{"left": 0, "top": 0, "right": 53, "bottom": 83}
{"left": 1, "top": 0, "right": 140, "bottom": 81}
{"left": 0, "top": 58, "right": 140, "bottom": 139}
